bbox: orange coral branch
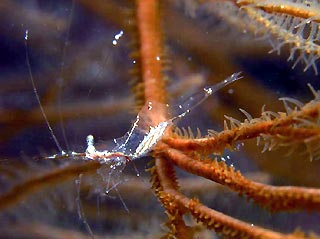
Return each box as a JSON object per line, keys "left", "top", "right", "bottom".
{"left": 237, "top": 0, "right": 320, "bottom": 21}
{"left": 135, "top": 0, "right": 190, "bottom": 236}
{"left": 2, "top": 222, "right": 106, "bottom": 239}
{"left": 164, "top": 189, "right": 306, "bottom": 239}
{"left": 149, "top": 158, "right": 191, "bottom": 238}
{"left": 136, "top": 0, "right": 166, "bottom": 107}
{"left": 164, "top": 101, "right": 320, "bottom": 155}
{"left": 0, "top": 161, "right": 100, "bottom": 211}
{"left": 161, "top": 146, "right": 320, "bottom": 212}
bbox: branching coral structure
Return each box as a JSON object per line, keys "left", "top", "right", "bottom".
{"left": 0, "top": 0, "right": 320, "bottom": 238}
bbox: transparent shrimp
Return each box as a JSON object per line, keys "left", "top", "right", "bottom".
{"left": 42, "top": 72, "right": 242, "bottom": 166}
{"left": 83, "top": 72, "right": 242, "bottom": 164}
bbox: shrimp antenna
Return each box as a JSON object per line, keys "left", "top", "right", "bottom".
{"left": 75, "top": 174, "right": 94, "bottom": 238}
{"left": 24, "top": 30, "right": 63, "bottom": 153}
{"left": 172, "top": 72, "right": 243, "bottom": 121}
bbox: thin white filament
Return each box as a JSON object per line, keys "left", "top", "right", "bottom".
{"left": 25, "top": 30, "right": 63, "bottom": 153}
{"left": 75, "top": 174, "right": 94, "bottom": 239}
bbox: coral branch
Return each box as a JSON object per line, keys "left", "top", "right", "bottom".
{"left": 163, "top": 189, "right": 306, "bottom": 239}
{"left": 136, "top": 0, "right": 166, "bottom": 107}
{"left": 164, "top": 100, "right": 320, "bottom": 157}
{"left": 2, "top": 223, "right": 106, "bottom": 239}
{"left": 237, "top": 0, "right": 320, "bottom": 21}
{"left": 161, "top": 145, "right": 320, "bottom": 212}
{"left": 135, "top": 0, "right": 190, "bottom": 236}
{"left": 149, "top": 158, "right": 191, "bottom": 238}
{"left": 0, "top": 161, "right": 100, "bottom": 211}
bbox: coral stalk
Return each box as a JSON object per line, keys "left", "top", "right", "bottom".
{"left": 161, "top": 145, "right": 320, "bottom": 212}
